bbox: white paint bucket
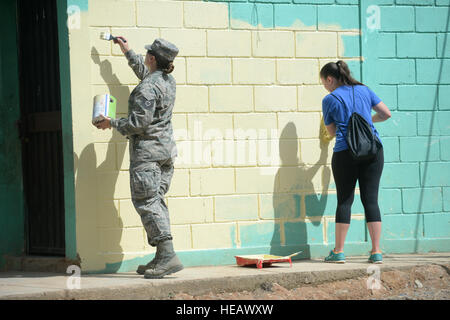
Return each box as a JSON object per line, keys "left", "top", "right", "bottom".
{"left": 92, "top": 94, "right": 116, "bottom": 124}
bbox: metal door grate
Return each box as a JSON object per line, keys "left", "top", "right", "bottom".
{"left": 17, "top": 0, "right": 65, "bottom": 256}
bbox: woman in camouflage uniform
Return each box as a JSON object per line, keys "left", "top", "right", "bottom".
{"left": 95, "top": 37, "right": 183, "bottom": 279}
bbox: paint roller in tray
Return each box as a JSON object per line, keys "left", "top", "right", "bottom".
{"left": 99, "top": 31, "right": 127, "bottom": 44}
{"left": 92, "top": 94, "right": 116, "bottom": 125}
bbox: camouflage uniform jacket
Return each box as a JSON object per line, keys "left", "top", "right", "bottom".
{"left": 111, "top": 49, "right": 177, "bottom": 162}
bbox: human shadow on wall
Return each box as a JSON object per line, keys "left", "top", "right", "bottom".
{"left": 91, "top": 47, "right": 131, "bottom": 115}
{"left": 270, "top": 122, "right": 331, "bottom": 260}
{"left": 72, "top": 47, "right": 128, "bottom": 273}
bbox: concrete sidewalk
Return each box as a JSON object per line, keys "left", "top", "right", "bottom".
{"left": 0, "top": 252, "right": 449, "bottom": 300}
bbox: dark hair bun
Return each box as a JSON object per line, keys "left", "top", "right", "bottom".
{"left": 153, "top": 52, "right": 175, "bottom": 74}
{"left": 162, "top": 62, "right": 175, "bottom": 74}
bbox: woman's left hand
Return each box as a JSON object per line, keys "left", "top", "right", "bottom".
{"left": 95, "top": 115, "right": 112, "bottom": 130}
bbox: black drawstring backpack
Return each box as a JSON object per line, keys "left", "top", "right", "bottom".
{"left": 331, "top": 86, "right": 381, "bottom": 161}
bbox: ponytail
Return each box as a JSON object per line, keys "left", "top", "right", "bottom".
{"left": 320, "top": 60, "right": 363, "bottom": 86}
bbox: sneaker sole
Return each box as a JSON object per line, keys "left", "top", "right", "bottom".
{"left": 369, "top": 260, "right": 383, "bottom": 264}
{"left": 324, "top": 260, "right": 346, "bottom": 264}
{"left": 144, "top": 264, "right": 184, "bottom": 279}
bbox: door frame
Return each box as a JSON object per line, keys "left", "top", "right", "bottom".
{"left": 0, "top": 0, "right": 25, "bottom": 269}
{"left": 56, "top": 0, "right": 77, "bottom": 260}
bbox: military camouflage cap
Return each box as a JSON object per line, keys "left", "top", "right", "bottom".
{"left": 145, "top": 38, "right": 179, "bottom": 62}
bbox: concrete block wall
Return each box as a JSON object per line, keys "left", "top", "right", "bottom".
{"left": 67, "top": 0, "right": 450, "bottom": 273}
{"left": 360, "top": 0, "right": 450, "bottom": 254}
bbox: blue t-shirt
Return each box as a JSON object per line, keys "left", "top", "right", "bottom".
{"left": 322, "top": 85, "right": 382, "bottom": 152}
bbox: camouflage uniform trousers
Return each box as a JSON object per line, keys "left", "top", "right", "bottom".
{"left": 130, "top": 157, "right": 175, "bottom": 247}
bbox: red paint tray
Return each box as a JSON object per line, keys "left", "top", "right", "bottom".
{"left": 235, "top": 251, "right": 302, "bottom": 269}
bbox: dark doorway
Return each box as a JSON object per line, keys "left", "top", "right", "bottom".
{"left": 17, "top": 0, "right": 65, "bottom": 256}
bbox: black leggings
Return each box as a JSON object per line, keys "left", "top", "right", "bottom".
{"left": 331, "top": 147, "right": 384, "bottom": 224}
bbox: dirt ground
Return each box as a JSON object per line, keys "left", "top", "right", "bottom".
{"left": 169, "top": 263, "right": 450, "bottom": 300}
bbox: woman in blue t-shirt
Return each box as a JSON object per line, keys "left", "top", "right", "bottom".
{"left": 320, "top": 61, "right": 391, "bottom": 264}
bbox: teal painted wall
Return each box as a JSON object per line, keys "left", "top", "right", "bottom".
{"left": 0, "top": 0, "right": 25, "bottom": 269}
{"left": 361, "top": 0, "right": 450, "bottom": 254}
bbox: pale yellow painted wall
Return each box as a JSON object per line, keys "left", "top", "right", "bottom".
{"left": 67, "top": 0, "right": 361, "bottom": 272}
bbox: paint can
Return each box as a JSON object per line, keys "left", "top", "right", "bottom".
{"left": 92, "top": 94, "right": 116, "bottom": 124}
